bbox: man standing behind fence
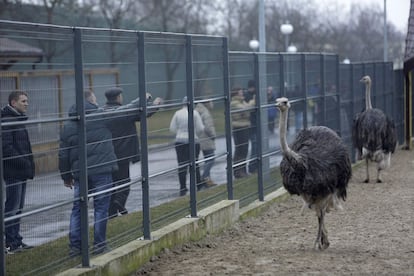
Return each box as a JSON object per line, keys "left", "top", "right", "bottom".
{"left": 59, "top": 90, "right": 119, "bottom": 256}
{"left": 2, "top": 90, "right": 35, "bottom": 253}
{"left": 195, "top": 101, "right": 218, "bottom": 188}
{"left": 170, "top": 96, "right": 205, "bottom": 196}
{"left": 103, "top": 87, "right": 162, "bottom": 218}
{"left": 244, "top": 80, "right": 258, "bottom": 174}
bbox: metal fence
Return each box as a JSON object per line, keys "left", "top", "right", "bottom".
{"left": 0, "top": 20, "right": 405, "bottom": 275}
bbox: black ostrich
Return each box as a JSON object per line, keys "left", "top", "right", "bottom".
{"left": 352, "top": 75, "right": 397, "bottom": 183}
{"left": 275, "top": 97, "right": 352, "bottom": 250}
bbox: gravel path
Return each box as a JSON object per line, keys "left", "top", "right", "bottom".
{"left": 136, "top": 149, "right": 414, "bottom": 275}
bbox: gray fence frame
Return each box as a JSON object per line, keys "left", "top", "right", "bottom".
{"left": 0, "top": 20, "right": 405, "bottom": 275}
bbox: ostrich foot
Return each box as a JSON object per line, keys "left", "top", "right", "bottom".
{"left": 363, "top": 178, "right": 369, "bottom": 183}
{"left": 313, "top": 238, "right": 330, "bottom": 251}
{"left": 319, "top": 233, "right": 330, "bottom": 250}
{"left": 376, "top": 179, "right": 382, "bottom": 183}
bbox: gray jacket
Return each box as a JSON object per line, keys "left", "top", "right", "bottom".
{"left": 195, "top": 103, "right": 216, "bottom": 151}
{"left": 59, "top": 101, "right": 119, "bottom": 181}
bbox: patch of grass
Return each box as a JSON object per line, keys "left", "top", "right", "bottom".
{"left": 6, "top": 168, "right": 282, "bottom": 275}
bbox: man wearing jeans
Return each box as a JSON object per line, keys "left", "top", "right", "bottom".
{"left": 59, "top": 90, "right": 118, "bottom": 256}
{"left": 2, "top": 90, "right": 35, "bottom": 253}
{"left": 60, "top": 90, "right": 148, "bottom": 256}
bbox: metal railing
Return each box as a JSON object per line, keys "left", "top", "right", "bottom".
{"left": 0, "top": 20, "right": 405, "bottom": 275}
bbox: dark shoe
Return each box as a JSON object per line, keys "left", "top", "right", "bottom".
{"left": 179, "top": 188, "right": 188, "bottom": 196}
{"left": 197, "top": 183, "right": 206, "bottom": 191}
{"left": 7, "top": 243, "right": 33, "bottom": 253}
{"left": 4, "top": 246, "right": 13, "bottom": 255}
{"left": 20, "top": 243, "right": 33, "bottom": 250}
{"left": 119, "top": 207, "right": 128, "bottom": 215}
{"left": 69, "top": 247, "right": 81, "bottom": 257}
{"left": 93, "top": 246, "right": 111, "bottom": 255}
{"left": 234, "top": 171, "right": 247, "bottom": 179}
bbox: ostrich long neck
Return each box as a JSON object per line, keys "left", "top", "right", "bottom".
{"left": 365, "top": 80, "right": 372, "bottom": 110}
{"left": 279, "top": 108, "right": 300, "bottom": 161}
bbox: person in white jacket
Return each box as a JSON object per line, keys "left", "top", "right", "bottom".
{"left": 170, "top": 97, "right": 205, "bottom": 196}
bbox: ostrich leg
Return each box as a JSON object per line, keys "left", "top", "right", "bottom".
{"left": 314, "top": 207, "right": 330, "bottom": 250}
{"left": 364, "top": 158, "right": 370, "bottom": 183}
{"left": 376, "top": 167, "right": 383, "bottom": 183}
{"left": 320, "top": 215, "right": 330, "bottom": 250}
{"left": 314, "top": 213, "right": 322, "bottom": 250}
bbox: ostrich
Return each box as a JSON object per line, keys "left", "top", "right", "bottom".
{"left": 352, "top": 75, "right": 397, "bottom": 183}
{"left": 276, "top": 97, "right": 351, "bottom": 250}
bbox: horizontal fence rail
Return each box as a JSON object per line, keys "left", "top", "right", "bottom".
{"left": 0, "top": 20, "right": 406, "bottom": 275}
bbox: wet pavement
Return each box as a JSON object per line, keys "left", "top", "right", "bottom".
{"left": 20, "top": 131, "right": 287, "bottom": 246}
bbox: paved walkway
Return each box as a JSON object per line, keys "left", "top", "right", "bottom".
{"left": 21, "top": 131, "right": 286, "bottom": 246}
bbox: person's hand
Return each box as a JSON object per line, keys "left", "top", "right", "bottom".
{"left": 146, "top": 92, "right": 153, "bottom": 100}
{"left": 153, "top": 97, "right": 163, "bottom": 105}
{"left": 64, "top": 179, "right": 74, "bottom": 189}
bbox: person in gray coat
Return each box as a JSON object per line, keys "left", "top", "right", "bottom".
{"left": 195, "top": 101, "right": 218, "bottom": 188}
{"left": 59, "top": 90, "right": 143, "bottom": 256}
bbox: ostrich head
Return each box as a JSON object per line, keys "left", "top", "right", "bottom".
{"left": 275, "top": 97, "right": 290, "bottom": 112}
{"left": 360, "top": 75, "right": 372, "bottom": 109}
{"left": 360, "top": 75, "right": 371, "bottom": 85}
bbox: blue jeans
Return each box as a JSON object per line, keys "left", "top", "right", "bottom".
{"left": 248, "top": 127, "right": 258, "bottom": 173}
{"left": 4, "top": 178, "right": 27, "bottom": 247}
{"left": 201, "top": 149, "right": 215, "bottom": 180}
{"left": 69, "top": 174, "right": 112, "bottom": 251}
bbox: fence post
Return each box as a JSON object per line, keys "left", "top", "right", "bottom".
{"left": 73, "top": 27, "right": 91, "bottom": 267}
{"left": 0, "top": 94, "right": 5, "bottom": 276}
{"left": 137, "top": 31, "right": 151, "bottom": 240}
{"left": 301, "top": 54, "right": 308, "bottom": 129}
{"left": 185, "top": 35, "right": 198, "bottom": 217}
{"left": 223, "top": 38, "right": 234, "bottom": 200}
{"left": 254, "top": 53, "right": 264, "bottom": 201}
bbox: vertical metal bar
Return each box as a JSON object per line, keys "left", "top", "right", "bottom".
{"left": 350, "top": 63, "right": 356, "bottom": 162}
{"left": 254, "top": 53, "right": 264, "bottom": 201}
{"left": 280, "top": 54, "right": 285, "bottom": 97}
{"left": 321, "top": 54, "right": 326, "bottom": 125}
{"left": 301, "top": 53, "right": 308, "bottom": 129}
{"left": 185, "top": 35, "right": 197, "bottom": 217}
{"left": 0, "top": 94, "right": 5, "bottom": 276}
{"left": 137, "top": 31, "right": 151, "bottom": 239}
{"left": 335, "top": 55, "right": 341, "bottom": 135}
{"left": 223, "top": 38, "right": 234, "bottom": 200}
{"left": 73, "top": 27, "right": 90, "bottom": 267}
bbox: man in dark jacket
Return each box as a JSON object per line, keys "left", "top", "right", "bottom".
{"left": 2, "top": 90, "right": 35, "bottom": 253}
{"left": 59, "top": 90, "right": 118, "bottom": 256}
{"left": 102, "top": 87, "right": 161, "bottom": 218}
{"left": 244, "top": 80, "right": 258, "bottom": 173}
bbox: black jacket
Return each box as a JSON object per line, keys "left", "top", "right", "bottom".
{"left": 58, "top": 101, "right": 119, "bottom": 181}
{"left": 1, "top": 105, "right": 35, "bottom": 180}
{"left": 102, "top": 101, "right": 140, "bottom": 163}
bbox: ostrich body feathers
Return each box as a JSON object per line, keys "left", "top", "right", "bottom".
{"left": 352, "top": 108, "right": 397, "bottom": 160}
{"left": 280, "top": 126, "right": 351, "bottom": 203}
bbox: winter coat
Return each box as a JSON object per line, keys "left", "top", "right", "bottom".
{"left": 1, "top": 105, "right": 35, "bottom": 181}
{"left": 195, "top": 103, "right": 216, "bottom": 151}
{"left": 169, "top": 106, "right": 204, "bottom": 143}
{"left": 230, "top": 94, "right": 255, "bottom": 129}
{"left": 103, "top": 101, "right": 140, "bottom": 163}
{"left": 58, "top": 101, "right": 119, "bottom": 181}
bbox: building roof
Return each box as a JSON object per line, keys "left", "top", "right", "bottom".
{"left": 404, "top": 0, "right": 414, "bottom": 72}
{"left": 0, "top": 37, "right": 43, "bottom": 69}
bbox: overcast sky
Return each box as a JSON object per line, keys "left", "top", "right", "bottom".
{"left": 317, "top": 0, "right": 410, "bottom": 32}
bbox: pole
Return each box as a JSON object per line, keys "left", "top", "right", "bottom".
{"left": 258, "top": 0, "right": 266, "bottom": 52}
{"left": 384, "top": 0, "right": 388, "bottom": 62}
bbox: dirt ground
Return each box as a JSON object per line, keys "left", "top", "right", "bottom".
{"left": 136, "top": 149, "right": 414, "bottom": 275}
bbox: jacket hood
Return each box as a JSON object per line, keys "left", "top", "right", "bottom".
{"left": 1, "top": 105, "right": 28, "bottom": 122}
{"left": 68, "top": 101, "right": 99, "bottom": 116}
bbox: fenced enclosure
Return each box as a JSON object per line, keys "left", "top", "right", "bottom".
{"left": 0, "top": 20, "right": 405, "bottom": 275}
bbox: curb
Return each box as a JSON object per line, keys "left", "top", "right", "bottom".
{"left": 57, "top": 187, "right": 288, "bottom": 276}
